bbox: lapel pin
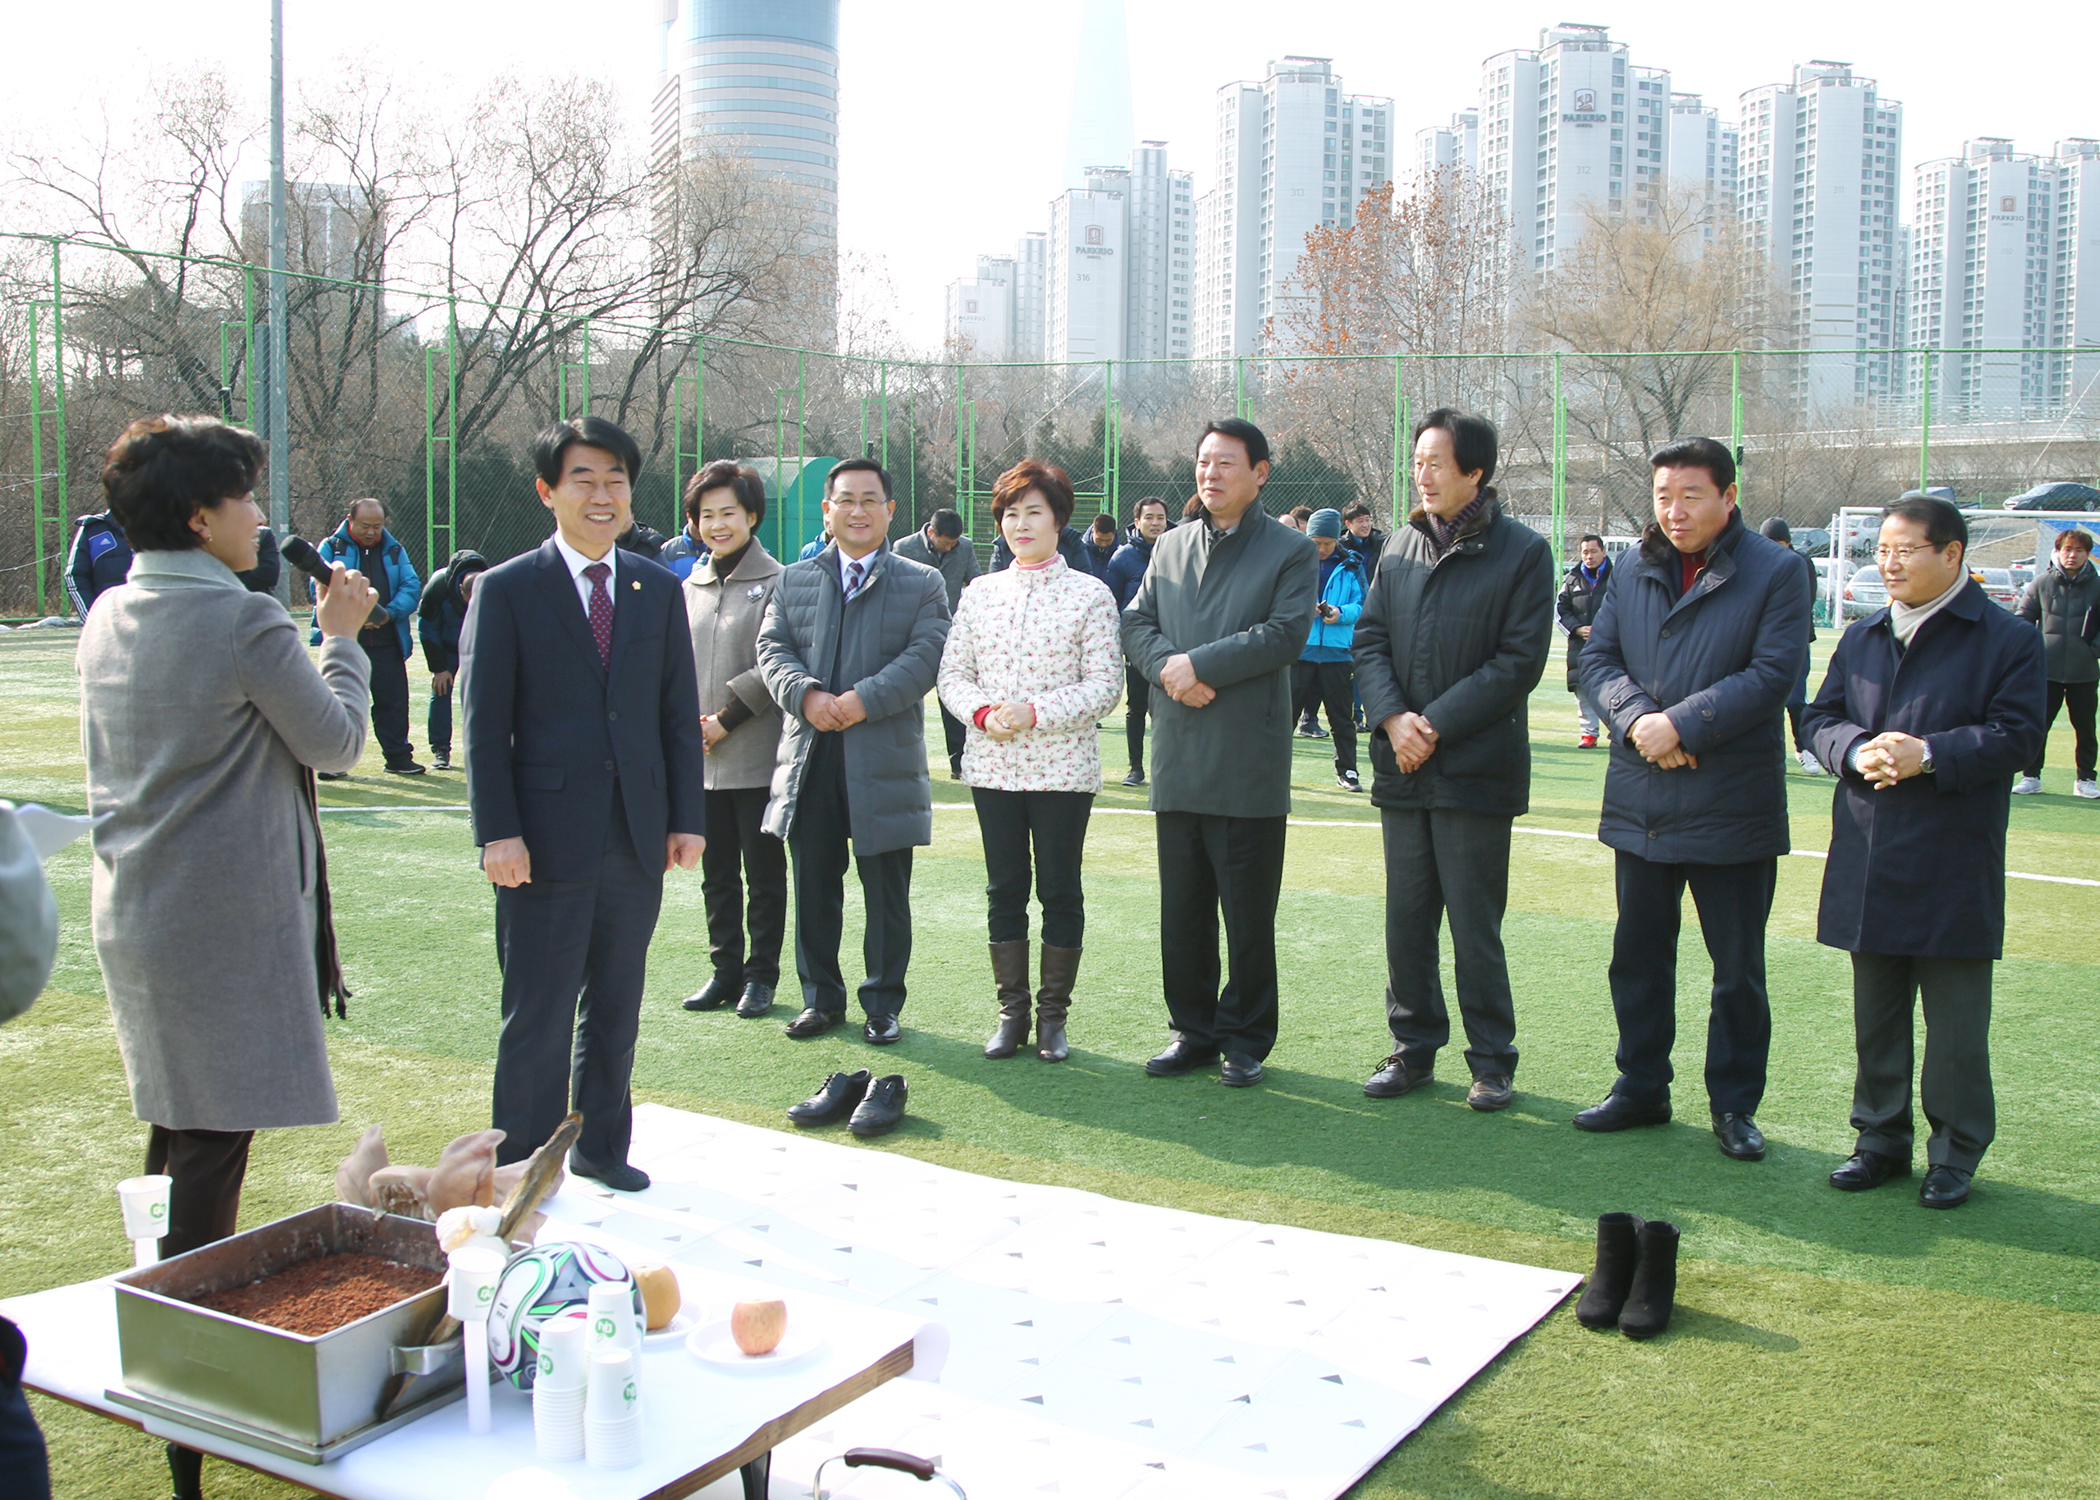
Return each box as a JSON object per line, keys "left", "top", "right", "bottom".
{"left": 631, "top": 580, "right": 641, "bottom": 591}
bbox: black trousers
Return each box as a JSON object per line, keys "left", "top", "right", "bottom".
{"left": 359, "top": 628, "right": 414, "bottom": 766}
{"left": 492, "top": 791, "right": 663, "bottom": 1169}
{"left": 144, "top": 1125, "right": 254, "bottom": 1259}
{"left": 1380, "top": 808, "right": 1519, "bottom": 1079}
{"left": 1850, "top": 952, "right": 1995, "bottom": 1172}
{"left": 0, "top": 1317, "right": 49, "bottom": 1500}
{"left": 429, "top": 678, "right": 453, "bottom": 756}
{"left": 1291, "top": 660, "right": 1358, "bottom": 772}
{"left": 702, "top": 785, "right": 786, "bottom": 987}
{"left": 2027, "top": 680, "right": 2097, "bottom": 778}
{"left": 1124, "top": 666, "right": 1152, "bottom": 773}
{"left": 1156, "top": 811, "right": 1287, "bottom": 1061}
{"left": 972, "top": 788, "right": 1093, "bottom": 948}
{"left": 938, "top": 703, "right": 968, "bottom": 775}
{"left": 790, "top": 735, "right": 913, "bottom": 1019}
{"left": 1606, "top": 851, "right": 1776, "bottom": 1115}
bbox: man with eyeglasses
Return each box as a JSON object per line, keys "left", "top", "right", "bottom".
{"left": 2012, "top": 526, "right": 2100, "bottom": 798}
{"left": 1574, "top": 437, "right": 1810, "bottom": 1163}
{"left": 1802, "top": 494, "right": 2044, "bottom": 1209}
{"left": 757, "top": 458, "right": 951, "bottom": 1048}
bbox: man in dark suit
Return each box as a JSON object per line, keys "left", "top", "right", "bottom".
{"left": 1803, "top": 494, "right": 2045, "bottom": 1209}
{"left": 460, "top": 416, "right": 707, "bottom": 1191}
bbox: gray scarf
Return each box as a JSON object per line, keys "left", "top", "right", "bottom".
{"left": 1888, "top": 572, "right": 1966, "bottom": 649}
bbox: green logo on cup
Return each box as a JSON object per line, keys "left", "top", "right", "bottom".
{"left": 477, "top": 1285, "right": 493, "bottom": 1304}
{"left": 623, "top": 1379, "right": 636, "bottom": 1403}
{"left": 149, "top": 1202, "right": 166, "bottom": 1220}
{"left": 595, "top": 1316, "right": 616, "bottom": 1339}
{"left": 539, "top": 1353, "right": 553, "bottom": 1375}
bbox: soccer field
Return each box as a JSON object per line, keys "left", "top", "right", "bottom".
{"left": 3, "top": 627, "right": 2096, "bottom": 1499}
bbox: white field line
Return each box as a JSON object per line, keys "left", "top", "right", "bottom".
{"left": 318, "top": 802, "right": 2100, "bottom": 888}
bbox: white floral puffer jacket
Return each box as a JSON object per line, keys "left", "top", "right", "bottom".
{"left": 937, "top": 556, "right": 1125, "bottom": 792}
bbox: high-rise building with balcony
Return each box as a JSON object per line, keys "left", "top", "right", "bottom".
{"left": 1665, "top": 92, "right": 1739, "bottom": 238}
{"left": 1737, "top": 61, "right": 1904, "bottom": 413}
{"left": 1413, "top": 110, "right": 1480, "bottom": 181}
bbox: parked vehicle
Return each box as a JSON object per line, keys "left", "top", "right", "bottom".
{"left": 1976, "top": 567, "right": 2021, "bottom": 610}
{"left": 2003, "top": 482, "right": 2100, "bottom": 512}
{"left": 1841, "top": 564, "right": 1887, "bottom": 619}
{"left": 1791, "top": 526, "right": 1832, "bottom": 558}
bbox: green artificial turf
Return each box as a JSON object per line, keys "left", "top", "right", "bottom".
{"left": 3, "top": 628, "right": 2096, "bottom": 1498}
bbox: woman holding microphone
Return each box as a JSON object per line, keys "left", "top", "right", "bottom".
{"left": 939, "top": 460, "right": 1123, "bottom": 1062}
{"left": 78, "top": 414, "right": 375, "bottom": 1257}
{"left": 679, "top": 461, "right": 789, "bottom": 1019}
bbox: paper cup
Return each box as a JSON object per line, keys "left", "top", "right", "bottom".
{"left": 536, "top": 1309, "right": 590, "bottom": 1391}
{"left": 585, "top": 1348, "right": 637, "bottom": 1422}
{"left": 585, "top": 1281, "right": 641, "bottom": 1358}
{"left": 447, "top": 1246, "right": 505, "bottom": 1323}
{"left": 585, "top": 1411, "right": 643, "bottom": 1470}
{"left": 115, "top": 1176, "right": 172, "bottom": 1242}
{"left": 533, "top": 1384, "right": 586, "bottom": 1462}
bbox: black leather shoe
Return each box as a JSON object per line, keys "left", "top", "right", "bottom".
{"left": 431, "top": 752, "right": 452, "bottom": 771}
{"left": 1219, "top": 1052, "right": 1264, "bottom": 1087}
{"left": 735, "top": 982, "right": 775, "bottom": 1018}
{"left": 1467, "top": 1074, "right": 1514, "bottom": 1111}
{"left": 864, "top": 1014, "right": 902, "bottom": 1045}
{"left": 784, "top": 1007, "right": 844, "bottom": 1039}
{"left": 1572, "top": 1093, "right": 1672, "bottom": 1132}
{"left": 787, "top": 1069, "right": 871, "bottom": 1125}
{"left": 1144, "top": 1040, "right": 1220, "bottom": 1076}
{"left": 682, "top": 975, "right": 739, "bottom": 1012}
{"left": 1829, "top": 1149, "right": 1911, "bottom": 1191}
{"left": 385, "top": 761, "right": 428, "bottom": 776}
{"left": 849, "top": 1075, "right": 908, "bottom": 1137}
{"left": 1712, "top": 1112, "right": 1766, "bottom": 1161}
{"left": 1122, "top": 769, "right": 1146, "bottom": 787}
{"left": 1919, "top": 1164, "right": 1972, "bottom": 1210}
{"left": 317, "top": 770, "right": 348, "bottom": 781}
{"left": 1363, "top": 1054, "right": 1434, "bottom": 1099}
{"left": 568, "top": 1154, "right": 649, "bottom": 1193}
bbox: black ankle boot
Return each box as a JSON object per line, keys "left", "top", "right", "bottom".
{"left": 1574, "top": 1212, "right": 1643, "bottom": 1329}
{"left": 1618, "top": 1220, "right": 1680, "bottom": 1340}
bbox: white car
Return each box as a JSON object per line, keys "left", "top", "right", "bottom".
{"left": 1841, "top": 565, "right": 1887, "bottom": 619}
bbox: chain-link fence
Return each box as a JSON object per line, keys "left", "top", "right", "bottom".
{"left": 6, "top": 233, "right": 2098, "bottom": 616}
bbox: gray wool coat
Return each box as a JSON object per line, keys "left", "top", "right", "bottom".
{"left": 756, "top": 543, "right": 951, "bottom": 853}
{"left": 685, "top": 539, "right": 787, "bottom": 791}
{"left": 1121, "top": 504, "right": 1318, "bottom": 819}
{"left": 78, "top": 549, "right": 370, "bottom": 1131}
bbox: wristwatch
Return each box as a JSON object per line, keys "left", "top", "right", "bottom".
{"left": 1918, "top": 742, "right": 1934, "bottom": 776}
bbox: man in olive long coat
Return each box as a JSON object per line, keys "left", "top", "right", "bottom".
{"left": 1121, "top": 418, "right": 1317, "bottom": 1088}
{"left": 1803, "top": 494, "right": 2045, "bottom": 1210}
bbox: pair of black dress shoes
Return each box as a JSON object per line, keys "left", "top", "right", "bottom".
{"left": 783, "top": 1007, "right": 901, "bottom": 1045}
{"left": 1143, "top": 1039, "right": 1262, "bottom": 1087}
{"left": 1830, "top": 1149, "right": 1970, "bottom": 1208}
{"left": 681, "top": 976, "right": 775, "bottom": 1018}
{"left": 1575, "top": 1212, "right": 1680, "bottom": 1339}
{"left": 1571, "top": 1093, "right": 1767, "bottom": 1161}
{"left": 786, "top": 1070, "right": 908, "bottom": 1138}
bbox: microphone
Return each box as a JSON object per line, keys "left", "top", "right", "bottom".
{"left": 280, "top": 535, "right": 336, "bottom": 588}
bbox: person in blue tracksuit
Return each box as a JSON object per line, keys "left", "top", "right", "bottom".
{"left": 1104, "top": 497, "right": 1172, "bottom": 785}
{"left": 1294, "top": 508, "right": 1368, "bottom": 791}
{"left": 314, "top": 499, "right": 424, "bottom": 774}
{"left": 417, "top": 548, "right": 488, "bottom": 770}
{"left": 66, "top": 511, "right": 134, "bottom": 616}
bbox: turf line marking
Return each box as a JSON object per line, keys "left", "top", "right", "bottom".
{"left": 317, "top": 802, "right": 2100, "bottom": 886}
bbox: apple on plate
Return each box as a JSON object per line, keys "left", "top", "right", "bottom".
{"left": 731, "top": 1298, "right": 786, "bottom": 1355}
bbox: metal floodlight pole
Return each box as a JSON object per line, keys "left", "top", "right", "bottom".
{"left": 266, "top": 0, "right": 291, "bottom": 602}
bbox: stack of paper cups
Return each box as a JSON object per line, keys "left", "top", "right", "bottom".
{"left": 585, "top": 1280, "right": 643, "bottom": 1360}
{"left": 115, "top": 1175, "right": 171, "bottom": 1268}
{"left": 584, "top": 1347, "right": 642, "bottom": 1469}
{"left": 447, "top": 1246, "right": 506, "bottom": 1436}
{"left": 532, "top": 1311, "right": 589, "bottom": 1462}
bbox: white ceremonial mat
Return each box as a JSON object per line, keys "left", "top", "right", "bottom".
{"left": 543, "top": 1104, "right": 1578, "bottom": 1500}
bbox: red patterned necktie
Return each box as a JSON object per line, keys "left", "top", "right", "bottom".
{"left": 583, "top": 561, "right": 613, "bottom": 668}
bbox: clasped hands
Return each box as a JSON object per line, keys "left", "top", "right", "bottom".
{"left": 1379, "top": 711, "right": 1439, "bottom": 773}
{"left": 1855, "top": 730, "right": 1928, "bottom": 789}
{"left": 800, "top": 687, "right": 868, "bottom": 732}
{"left": 1160, "top": 653, "right": 1216, "bottom": 707}
{"left": 1631, "top": 712, "right": 1698, "bottom": 770}
{"left": 978, "top": 702, "right": 1038, "bottom": 743}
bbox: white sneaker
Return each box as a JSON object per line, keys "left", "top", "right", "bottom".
{"left": 2076, "top": 779, "right": 2100, "bottom": 800}
{"left": 1797, "top": 750, "right": 1823, "bottom": 776}
{"left": 2012, "top": 776, "right": 2043, "bottom": 795}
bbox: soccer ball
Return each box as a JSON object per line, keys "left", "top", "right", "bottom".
{"left": 486, "top": 1241, "right": 639, "bottom": 1390}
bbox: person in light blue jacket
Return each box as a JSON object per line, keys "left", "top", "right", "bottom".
{"left": 1294, "top": 508, "right": 1368, "bottom": 790}
{"left": 312, "top": 499, "right": 425, "bottom": 774}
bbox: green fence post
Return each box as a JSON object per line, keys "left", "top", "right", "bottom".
{"left": 879, "top": 360, "right": 890, "bottom": 470}
{"left": 446, "top": 302, "right": 459, "bottom": 561}
{"left": 1918, "top": 349, "right": 1933, "bottom": 491}
{"left": 1235, "top": 356, "right": 1246, "bottom": 420}
{"left": 1104, "top": 360, "right": 1118, "bottom": 516}
{"left": 696, "top": 334, "right": 706, "bottom": 467}
{"left": 424, "top": 344, "right": 438, "bottom": 571}
{"left": 1551, "top": 352, "right": 1567, "bottom": 573}
{"left": 796, "top": 348, "right": 807, "bottom": 470}
{"left": 28, "top": 302, "right": 46, "bottom": 616}
{"left": 953, "top": 364, "right": 966, "bottom": 524}
{"left": 1390, "top": 354, "right": 1404, "bottom": 525}
{"left": 582, "top": 318, "right": 593, "bottom": 414}
{"left": 1730, "top": 349, "right": 1744, "bottom": 508}
{"left": 50, "top": 238, "right": 69, "bottom": 574}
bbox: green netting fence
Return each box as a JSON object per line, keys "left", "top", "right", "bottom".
{"left": 4, "top": 233, "right": 2097, "bottom": 617}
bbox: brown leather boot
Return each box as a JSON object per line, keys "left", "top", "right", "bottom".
{"left": 984, "top": 941, "right": 1032, "bottom": 1058}
{"left": 1036, "top": 944, "right": 1081, "bottom": 1062}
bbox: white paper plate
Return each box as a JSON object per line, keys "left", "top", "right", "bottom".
{"left": 685, "top": 1317, "right": 825, "bottom": 1373}
{"left": 640, "top": 1307, "right": 697, "bottom": 1346}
